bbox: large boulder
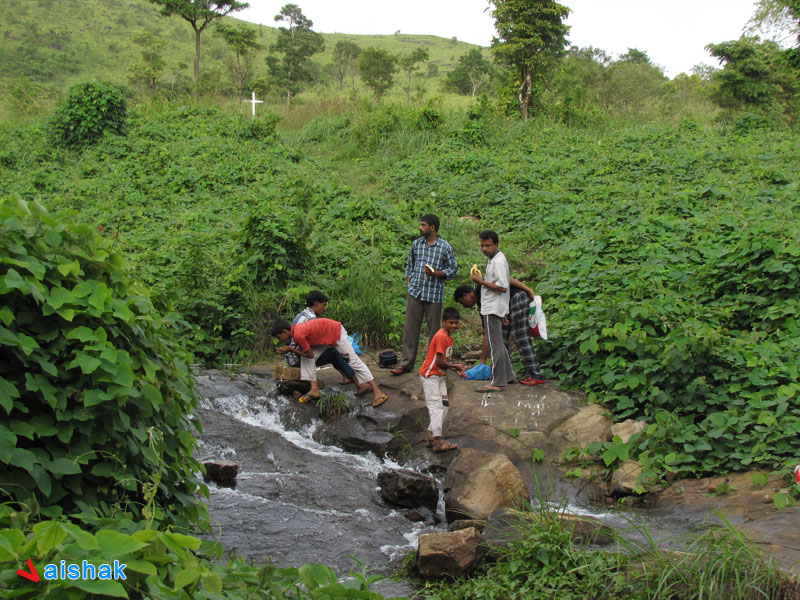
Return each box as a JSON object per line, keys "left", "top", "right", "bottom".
{"left": 610, "top": 419, "right": 647, "bottom": 443}
{"left": 314, "top": 415, "right": 399, "bottom": 455}
{"left": 417, "top": 527, "right": 485, "bottom": 579}
{"left": 610, "top": 460, "right": 645, "bottom": 496}
{"left": 377, "top": 469, "right": 439, "bottom": 511}
{"left": 443, "top": 448, "right": 530, "bottom": 522}
{"left": 203, "top": 460, "right": 239, "bottom": 485}
{"left": 550, "top": 404, "right": 613, "bottom": 451}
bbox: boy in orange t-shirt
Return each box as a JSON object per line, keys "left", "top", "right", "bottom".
{"left": 419, "top": 307, "right": 468, "bottom": 452}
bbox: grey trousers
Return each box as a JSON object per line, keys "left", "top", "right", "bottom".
{"left": 399, "top": 294, "right": 442, "bottom": 371}
{"left": 484, "top": 314, "right": 515, "bottom": 387}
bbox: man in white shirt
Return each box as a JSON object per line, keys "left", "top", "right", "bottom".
{"left": 471, "top": 230, "right": 515, "bottom": 392}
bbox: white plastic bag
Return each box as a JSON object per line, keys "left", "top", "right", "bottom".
{"left": 528, "top": 295, "right": 548, "bottom": 340}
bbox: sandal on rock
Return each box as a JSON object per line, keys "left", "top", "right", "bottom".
{"left": 298, "top": 394, "right": 321, "bottom": 404}
{"left": 372, "top": 394, "right": 388, "bottom": 408}
{"left": 432, "top": 439, "right": 458, "bottom": 453}
{"left": 341, "top": 378, "right": 354, "bottom": 385}
{"left": 354, "top": 385, "right": 370, "bottom": 396}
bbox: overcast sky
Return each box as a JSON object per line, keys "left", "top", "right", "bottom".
{"left": 236, "top": 0, "right": 760, "bottom": 78}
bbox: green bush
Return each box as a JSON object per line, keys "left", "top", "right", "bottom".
{"left": 0, "top": 516, "right": 387, "bottom": 599}
{"left": 47, "top": 81, "right": 127, "bottom": 149}
{"left": 0, "top": 197, "right": 206, "bottom": 529}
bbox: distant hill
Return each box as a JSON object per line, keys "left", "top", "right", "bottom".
{"left": 0, "top": 0, "right": 487, "bottom": 98}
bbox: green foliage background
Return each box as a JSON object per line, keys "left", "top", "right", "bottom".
{"left": 3, "top": 93, "right": 799, "bottom": 483}
{"left": 0, "top": 197, "right": 206, "bottom": 530}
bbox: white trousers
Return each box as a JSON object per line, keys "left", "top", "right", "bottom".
{"left": 421, "top": 374, "right": 449, "bottom": 437}
{"left": 300, "top": 326, "right": 374, "bottom": 384}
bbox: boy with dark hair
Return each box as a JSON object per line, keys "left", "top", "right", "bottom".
{"left": 419, "top": 307, "right": 468, "bottom": 452}
{"left": 272, "top": 318, "right": 388, "bottom": 407}
{"left": 471, "top": 230, "right": 515, "bottom": 392}
{"left": 283, "top": 290, "right": 362, "bottom": 391}
{"left": 454, "top": 280, "right": 545, "bottom": 385}
{"left": 391, "top": 213, "right": 458, "bottom": 375}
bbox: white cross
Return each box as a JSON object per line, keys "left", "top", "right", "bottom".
{"left": 244, "top": 91, "right": 263, "bottom": 118}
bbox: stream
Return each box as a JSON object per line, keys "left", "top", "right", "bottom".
{"left": 192, "top": 370, "right": 708, "bottom": 586}
{"left": 193, "top": 371, "right": 437, "bottom": 577}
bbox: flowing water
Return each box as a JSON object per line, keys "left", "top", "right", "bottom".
{"left": 194, "top": 371, "right": 439, "bottom": 578}
{"left": 193, "top": 370, "right": 708, "bottom": 589}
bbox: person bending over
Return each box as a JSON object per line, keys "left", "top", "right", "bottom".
{"left": 272, "top": 318, "right": 388, "bottom": 407}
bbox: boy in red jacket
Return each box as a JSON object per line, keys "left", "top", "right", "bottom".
{"left": 419, "top": 307, "right": 468, "bottom": 452}
{"left": 272, "top": 318, "right": 388, "bottom": 407}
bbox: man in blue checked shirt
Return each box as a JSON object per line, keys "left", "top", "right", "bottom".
{"left": 391, "top": 214, "right": 458, "bottom": 375}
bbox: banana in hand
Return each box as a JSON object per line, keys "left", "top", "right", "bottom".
{"left": 470, "top": 264, "right": 481, "bottom": 278}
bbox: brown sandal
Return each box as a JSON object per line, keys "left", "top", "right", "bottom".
{"left": 432, "top": 439, "right": 458, "bottom": 453}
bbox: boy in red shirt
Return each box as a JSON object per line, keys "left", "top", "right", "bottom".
{"left": 271, "top": 318, "right": 388, "bottom": 407}
{"left": 419, "top": 307, "right": 468, "bottom": 452}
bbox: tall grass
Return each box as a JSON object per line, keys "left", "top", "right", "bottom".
{"left": 415, "top": 486, "right": 798, "bottom": 600}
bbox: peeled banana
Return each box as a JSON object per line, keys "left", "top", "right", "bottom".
{"left": 470, "top": 263, "right": 481, "bottom": 278}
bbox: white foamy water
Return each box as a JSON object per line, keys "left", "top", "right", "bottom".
{"left": 200, "top": 393, "right": 404, "bottom": 479}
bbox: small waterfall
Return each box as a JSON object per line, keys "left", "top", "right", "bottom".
{"left": 194, "top": 372, "right": 439, "bottom": 574}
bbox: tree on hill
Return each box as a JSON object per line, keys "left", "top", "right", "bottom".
{"left": 149, "top": 0, "right": 249, "bottom": 85}
{"left": 359, "top": 47, "right": 397, "bottom": 99}
{"left": 618, "top": 47, "right": 654, "bottom": 65}
{"left": 603, "top": 49, "right": 666, "bottom": 114}
{"left": 398, "top": 47, "right": 429, "bottom": 102}
{"left": 267, "top": 3, "right": 325, "bottom": 107}
{"left": 127, "top": 31, "right": 166, "bottom": 94}
{"left": 748, "top": 0, "right": 800, "bottom": 42}
{"left": 490, "top": 0, "right": 570, "bottom": 119}
{"left": 748, "top": 0, "right": 800, "bottom": 67}
{"left": 215, "top": 22, "right": 262, "bottom": 103}
{"left": 446, "top": 48, "right": 492, "bottom": 97}
{"left": 332, "top": 40, "right": 361, "bottom": 92}
{"left": 706, "top": 36, "right": 798, "bottom": 110}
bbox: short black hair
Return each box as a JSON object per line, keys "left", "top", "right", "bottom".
{"left": 421, "top": 214, "right": 440, "bottom": 232}
{"left": 479, "top": 230, "right": 498, "bottom": 244}
{"left": 454, "top": 284, "right": 475, "bottom": 301}
{"left": 270, "top": 319, "right": 292, "bottom": 337}
{"left": 442, "top": 307, "right": 461, "bottom": 321}
{"left": 306, "top": 290, "right": 329, "bottom": 307}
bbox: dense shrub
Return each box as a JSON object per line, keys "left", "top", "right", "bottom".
{"left": 47, "top": 81, "right": 127, "bottom": 149}
{"left": 0, "top": 197, "right": 206, "bottom": 529}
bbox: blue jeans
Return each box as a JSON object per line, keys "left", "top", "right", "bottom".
{"left": 316, "top": 348, "right": 355, "bottom": 381}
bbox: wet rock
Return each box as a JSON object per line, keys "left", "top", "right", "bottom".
{"left": 377, "top": 469, "right": 439, "bottom": 511}
{"left": 550, "top": 404, "right": 613, "bottom": 450}
{"left": 404, "top": 507, "right": 434, "bottom": 523}
{"left": 273, "top": 363, "right": 300, "bottom": 381}
{"left": 444, "top": 448, "right": 530, "bottom": 522}
{"left": 203, "top": 460, "right": 238, "bottom": 484}
{"left": 611, "top": 419, "right": 647, "bottom": 443}
{"left": 193, "top": 370, "right": 267, "bottom": 401}
{"left": 448, "top": 519, "right": 486, "bottom": 532}
{"left": 315, "top": 415, "right": 399, "bottom": 455}
{"left": 557, "top": 513, "right": 615, "bottom": 544}
{"left": 610, "top": 460, "right": 644, "bottom": 496}
{"left": 417, "top": 527, "right": 485, "bottom": 579}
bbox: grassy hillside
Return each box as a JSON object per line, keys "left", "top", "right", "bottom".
{"left": 0, "top": 0, "right": 486, "bottom": 105}
{"left": 2, "top": 98, "right": 799, "bottom": 484}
